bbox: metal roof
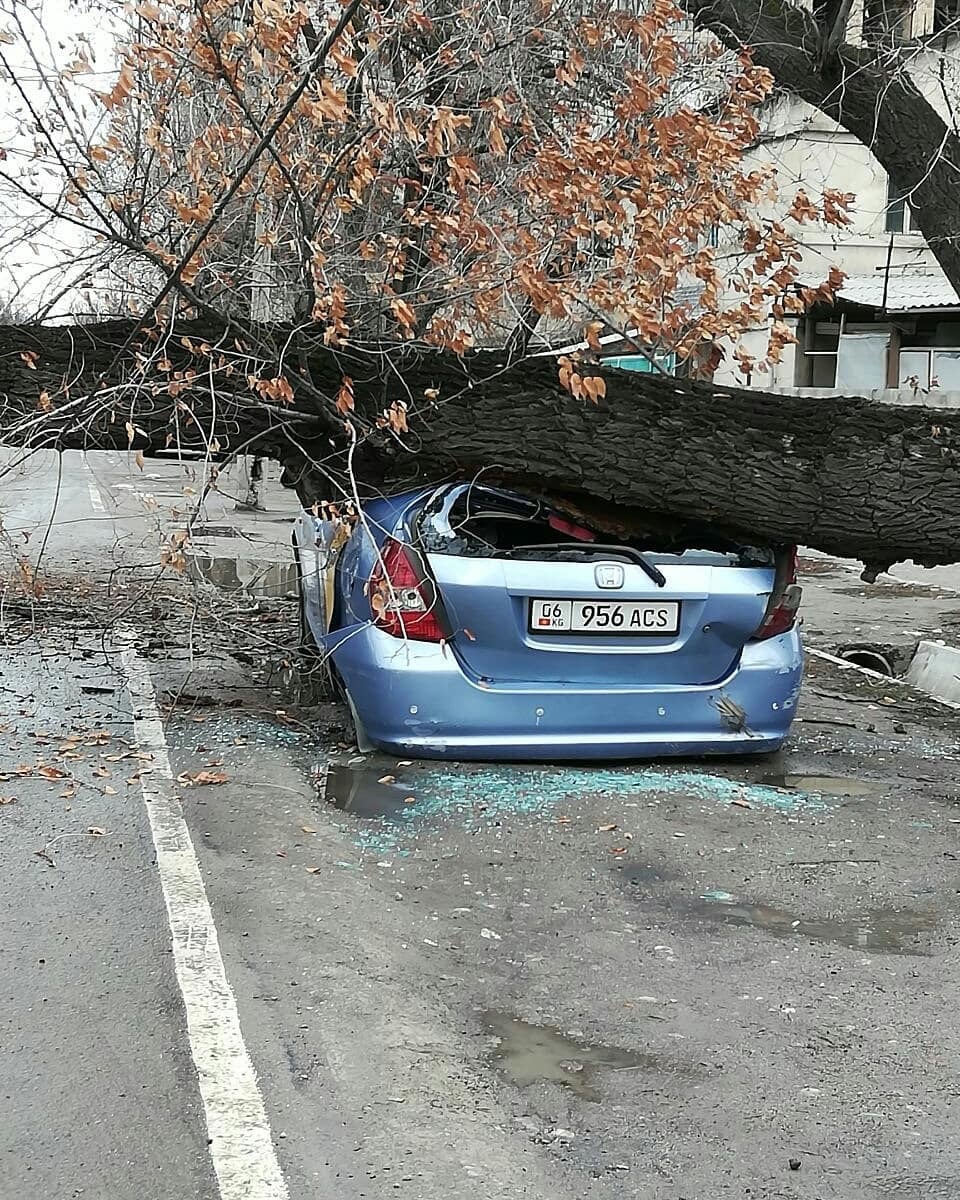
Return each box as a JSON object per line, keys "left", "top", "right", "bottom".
{"left": 838, "top": 272, "right": 960, "bottom": 312}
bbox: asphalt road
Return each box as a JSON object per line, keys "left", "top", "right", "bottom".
{"left": 3, "top": 450, "right": 960, "bottom": 1200}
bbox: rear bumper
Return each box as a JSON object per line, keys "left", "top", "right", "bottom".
{"left": 329, "top": 626, "right": 804, "bottom": 761}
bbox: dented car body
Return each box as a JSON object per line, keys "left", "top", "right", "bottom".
{"left": 294, "top": 483, "right": 803, "bottom": 760}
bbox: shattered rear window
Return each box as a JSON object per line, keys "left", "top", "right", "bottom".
{"left": 415, "top": 484, "right": 775, "bottom": 568}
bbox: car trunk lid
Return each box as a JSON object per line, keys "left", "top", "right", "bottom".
{"left": 412, "top": 486, "right": 782, "bottom": 688}
{"left": 426, "top": 553, "right": 771, "bottom": 686}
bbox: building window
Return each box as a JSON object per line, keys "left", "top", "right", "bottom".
{"left": 885, "top": 176, "right": 911, "bottom": 233}
{"left": 835, "top": 332, "right": 890, "bottom": 389}
{"left": 899, "top": 348, "right": 960, "bottom": 389}
{"left": 603, "top": 352, "right": 676, "bottom": 375}
{"left": 797, "top": 321, "right": 891, "bottom": 388}
{"left": 798, "top": 322, "right": 840, "bottom": 386}
{"left": 934, "top": 0, "right": 960, "bottom": 33}
{"left": 864, "top": 0, "right": 914, "bottom": 40}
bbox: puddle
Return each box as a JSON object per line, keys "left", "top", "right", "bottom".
{"left": 698, "top": 897, "right": 935, "bottom": 954}
{"left": 187, "top": 554, "right": 297, "bottom": 598}
{"left": 482, "top": 1012, "right": 654, "bottom": 1102}
{"left": 322, "top": 762, "right": 417, "bottom": 818}
{"left": 761, "top": 773, "right": 881, "bottom": 797}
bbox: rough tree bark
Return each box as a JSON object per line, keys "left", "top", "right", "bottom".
{"left": 1, "top": 319, "right": 958, "bottom": 575}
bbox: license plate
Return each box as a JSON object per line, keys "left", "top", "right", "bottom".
{"left": 529, "top": 598, "right": 680, "bottom": 635}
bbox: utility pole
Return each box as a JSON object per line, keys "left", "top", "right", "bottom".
{"left": 237, "top": 13, "right": 274, "bottom": 512}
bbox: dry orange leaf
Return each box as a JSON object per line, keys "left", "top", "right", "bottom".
{"left": 177, "top": 769, "right": 229, "bottom": 786}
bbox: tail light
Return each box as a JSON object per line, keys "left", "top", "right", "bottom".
{"left": 370, "top": 538, "right": 446, "bottom": 642}
{"left": 753, "top": 546, "right": 802, "bottom": 640}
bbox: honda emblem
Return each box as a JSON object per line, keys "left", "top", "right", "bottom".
{"left": 595, "top": 563, "right": 624, "bottom": 589}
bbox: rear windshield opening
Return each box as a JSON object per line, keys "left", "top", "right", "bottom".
{"left": 416, "top": 484, "right": 776, "bottom": 568}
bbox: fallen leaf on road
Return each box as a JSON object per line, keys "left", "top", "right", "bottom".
{"left": 87, "top": 826, "right": 105, "bottom": 837}
{"left": 730, "top": 797, "right": 752, "bottom": 809}
{"left": 177, "top": 770, "right": 229, "bottom": 786}
{"left": 480, "top": 928, "right": 502, "bottom": 940}
{"left": 59, "top": 787, "right": 77, "bottom": 799}
{"left": 38, "top": 766, "right": 68, "bottom": 781}
{"left": 378, "top": 774, "right": 396, "bottom": 785}
{"left": 597, "top": 822, "right": 618, "bottom": 832}
{"left": 276, "top": 849, "right": 287, "bottom": 858}
{"left": 305, "top": 866, "right": 321, "bottom": 874}
{"left": 102, "top": 785, "right": 118, "bottom": 795}
{"left": 610, "top": 846, "right": 627, "bottom": 854}
{"left": 0, "top": 796, "right": 16, "bottom": 806}
{"left": 93, "top": 766, "right": 110, "bottom": 778}
{"left": 301, "top": 825, "right": 317, "bottom": 834}
{"left": 403, "top": 796, "right": 416, "bottom": 804}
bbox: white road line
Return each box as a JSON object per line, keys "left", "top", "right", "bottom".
{"left": 120, "top": 648, "right": 289, "bottom": 1200}
{"left": 87, "top": 481, "right": 105, "bottom": 513}
{"left": 81, "top": 455, "right": 106, "bottom": 513}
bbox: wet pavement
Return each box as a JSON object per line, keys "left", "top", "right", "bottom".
{"left": 3, "top": 451, "right": 960, "bottom": 1199}
{"left": 695, "top": 895, "right": 937, "bottom": 954}
{"left": 145, "top": 647, "right": 960, "bottom": 1200}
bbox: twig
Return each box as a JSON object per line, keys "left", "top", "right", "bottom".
{"left": 797, "top": 717, "right": 858, "bottom": 728}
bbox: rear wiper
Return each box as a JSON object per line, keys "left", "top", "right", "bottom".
{"left": 504, "top": 543, "right": 668, "bottom": 588}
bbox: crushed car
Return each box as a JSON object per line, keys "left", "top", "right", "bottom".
{"left": 292, "top": 483, "right": 802, "bottom": 760}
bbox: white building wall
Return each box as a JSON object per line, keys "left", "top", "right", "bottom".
{"left": 712, "top": 33, "right": 960, "bottom": 389}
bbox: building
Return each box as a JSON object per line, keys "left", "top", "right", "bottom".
{"left": 712, "top": 4, "right": 960, "bottom": 399}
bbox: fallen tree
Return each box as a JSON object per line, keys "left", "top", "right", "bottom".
{"left": 1, "top": 319, "right": 957, "bottom": 579}
{"left": 2, "top": 4, "right": 958, "bottom": 583}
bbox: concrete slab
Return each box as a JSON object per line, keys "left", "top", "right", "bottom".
{"left": 905, "top": 640, "right": 960, "bottom": 707}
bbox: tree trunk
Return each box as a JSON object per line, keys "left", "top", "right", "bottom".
{"left": 1, "top": 319, "right": 959, "bottom": 575}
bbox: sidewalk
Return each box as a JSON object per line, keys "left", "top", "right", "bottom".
{"left": 799, "top": 550, "right": 960, "bottom": 650}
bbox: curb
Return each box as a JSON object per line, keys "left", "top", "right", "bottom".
{"left": 807, "top": 646, "right": 960, "bottom": 710}
{"left": 904, "top": 641, "right": 960, "bottom": 708}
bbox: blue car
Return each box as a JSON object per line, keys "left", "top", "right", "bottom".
{"left": 293, "top": 483, "right": 803, "bottom": 760}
